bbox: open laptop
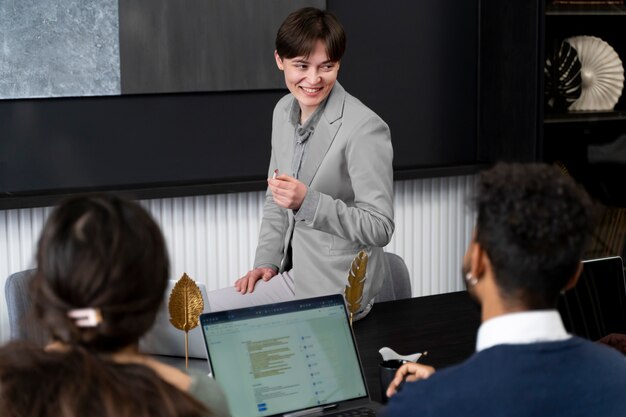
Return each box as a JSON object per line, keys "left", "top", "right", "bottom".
{"left": 200, "top": 294, "right": 380, "bottom": 417}
{"left": 140, "top": 280, "right": 210, "bottom": 358}
{"left": 558, "top": 256, "right": 626, "bottom": 341}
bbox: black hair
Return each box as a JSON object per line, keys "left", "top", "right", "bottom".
{"left": 475, "top": 163, "right": 593, "bottom": 309}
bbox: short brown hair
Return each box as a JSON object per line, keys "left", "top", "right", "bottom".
{"left": 275, "top": 7, "right": 346, "bottom": 61}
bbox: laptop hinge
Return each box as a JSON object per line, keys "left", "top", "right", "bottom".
{"left": 284, "top": 404, "right": 338, "bottom": 417}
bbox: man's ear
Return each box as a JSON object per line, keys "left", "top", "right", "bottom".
{"left": 469, "top": 241, "right": 487, "bottom": 280}
{"left": 563, "top": 262, "right": 584, "bottom": 292}
{"left": 470, "top": 240, "right": 493, "bottom": 281}
{"left": 275, "top": 51, "right": 284, "bottom": 70}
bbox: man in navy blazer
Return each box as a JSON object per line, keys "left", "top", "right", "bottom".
{"left": 383, "top": 163, "right": 626, "bottom": 417}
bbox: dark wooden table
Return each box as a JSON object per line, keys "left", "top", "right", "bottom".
{"left": 353, "top": 291, "right": 481, "bottom": 402}
{"left": 158, "top": 290, "right": 482, "bottom": 403}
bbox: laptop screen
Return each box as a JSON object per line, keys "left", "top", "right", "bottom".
{"left": 200, "top": 295, "right": 369, "bottom": 417}
{"left": 558, "top": 256, "right": 626, "bottom": 341}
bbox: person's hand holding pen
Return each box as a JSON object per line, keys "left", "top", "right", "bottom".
{"left": 385, "top": 362, "right": 436, "bottom": 399}
{"left": 268, "top": 170, "right": 308, "bottom": 210}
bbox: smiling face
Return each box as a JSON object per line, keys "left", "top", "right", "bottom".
{"left": 275, "top": 40, "right": 340, "bottom": 122}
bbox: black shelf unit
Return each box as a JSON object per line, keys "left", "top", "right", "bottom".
{"left": 546, "top": 4, "right": 626, "bottom": 16}
{"left": 479, "top": 1, "right": 625, "bottom": 257}
{"left": 543, "top": 1, "right": 626, "bottom": 260}
{"left": 542, "top": 1, "right": 626, "bottom": 207}
{"left": 545, "top": 111, "right": 626, "bottom": 124}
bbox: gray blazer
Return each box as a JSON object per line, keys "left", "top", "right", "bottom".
{"left": 254, "top": 82, "right": 394, "bottom": 307}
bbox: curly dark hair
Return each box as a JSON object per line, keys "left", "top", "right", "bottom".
{"left": 475, "top": 163, "right": 594, "bottom": 309}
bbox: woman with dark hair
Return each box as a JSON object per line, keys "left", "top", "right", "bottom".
{"left": 208, "top": 7, "right": 394, "bottom": 320}
{"left": 0, "top": 194, "right": 231, "bottom": 417}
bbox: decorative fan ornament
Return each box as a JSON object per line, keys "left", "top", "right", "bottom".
{"left": 544, "top": 40, "right": 582, "bottom": 112}
{"left": 566, "top": 35, "right": 624, "bottom": 111}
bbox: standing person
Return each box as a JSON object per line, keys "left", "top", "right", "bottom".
{"left": 0, "top": 194, "right": 231, "bottom": 417}
{"left": 207, "top": 7, "right": 394, "bottom": 318}
{"left": 383, "top": 163, "right": 626, "bottom": 417}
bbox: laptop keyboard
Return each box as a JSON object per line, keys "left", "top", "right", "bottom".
{"left": 326, "top": 407, "right": 377, "bottom": 416}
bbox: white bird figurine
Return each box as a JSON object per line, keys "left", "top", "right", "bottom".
{"left": 379, "top": 347, "right": 426, "bottom": 363}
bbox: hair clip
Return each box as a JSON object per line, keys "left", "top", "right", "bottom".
{"left": 67, "top": 308, "right": 103, "bottom": 328}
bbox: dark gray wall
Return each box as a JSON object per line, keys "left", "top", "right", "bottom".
{"left": 1, "top": 0, "right": 488, "bottom": 209}
{"left": 119, "top": 0, "right": 324, "bottom": 93}
{"left": 331, "top": 0, "right": 478, "bottom": 170}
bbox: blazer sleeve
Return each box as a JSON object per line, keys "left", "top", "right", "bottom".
{"left": 253, "top": 149, "right": 288, "bottom": 270}
{"left": 298, "top": 114, "right": 395, "bottom": 247}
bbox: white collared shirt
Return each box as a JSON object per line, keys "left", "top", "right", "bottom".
{"left": 476, "top": 310, "right": 571, "bottom": 352}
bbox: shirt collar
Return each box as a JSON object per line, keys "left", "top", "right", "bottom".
{"left": 476, "top": 310, "right": 570, "bottom": 352}
{"left": 289, "top": 97, "right": 328, "bottom": 132}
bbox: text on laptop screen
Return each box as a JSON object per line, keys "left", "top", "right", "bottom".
{"left": 201, "top": 296, "right": 368, "bottom": 417}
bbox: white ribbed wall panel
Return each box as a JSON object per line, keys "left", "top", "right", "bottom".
{"left": 138, "top": 192, "right": 267, "bottom": 291}
{"left": 0, "top": 175, "right": 476, "bottom": 342}
{"left": 386, "top": 175, "right": 477, "bottom": 297}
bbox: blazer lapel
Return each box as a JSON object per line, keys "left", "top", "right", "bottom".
{"left": 297, "top": 82, "right": 345, "bottom": 186}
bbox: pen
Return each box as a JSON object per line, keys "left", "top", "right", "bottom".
{"left": 272, "top": 169, "right": 279, "bottom": 179}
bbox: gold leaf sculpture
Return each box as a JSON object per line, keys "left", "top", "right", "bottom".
{"left": 168, "top": 273, "right": 204, "bottom": 368}
{"left": 344, "top": 250, "right": 368, "bottom": 326}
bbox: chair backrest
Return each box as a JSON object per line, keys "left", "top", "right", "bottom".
{"left": 4, "top": 270, "right": 198, "bottom": 363}
{"left": 5, "top": 269, "right": 48, "bottom": 346}
{"left": 558, "top": 256, "right": 626, "bottom": 341}
{"left": 376, "top": 252, "right": 412, "bottom": 303}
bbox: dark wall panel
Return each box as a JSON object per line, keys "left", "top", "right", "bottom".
{"left": 0, "top": 91, "right": 281, "bottom": 195}
{"left": 119, "top": 0, "right": 324, "bottom": 94}
{"left": 477, "top": 0, "right": 541, "bottom": 162}
{"left": 1, "top": 1, "right": 486, "bottom": 209}
{"left": 330, "top": 0, "right": 479, "bottom": 170}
